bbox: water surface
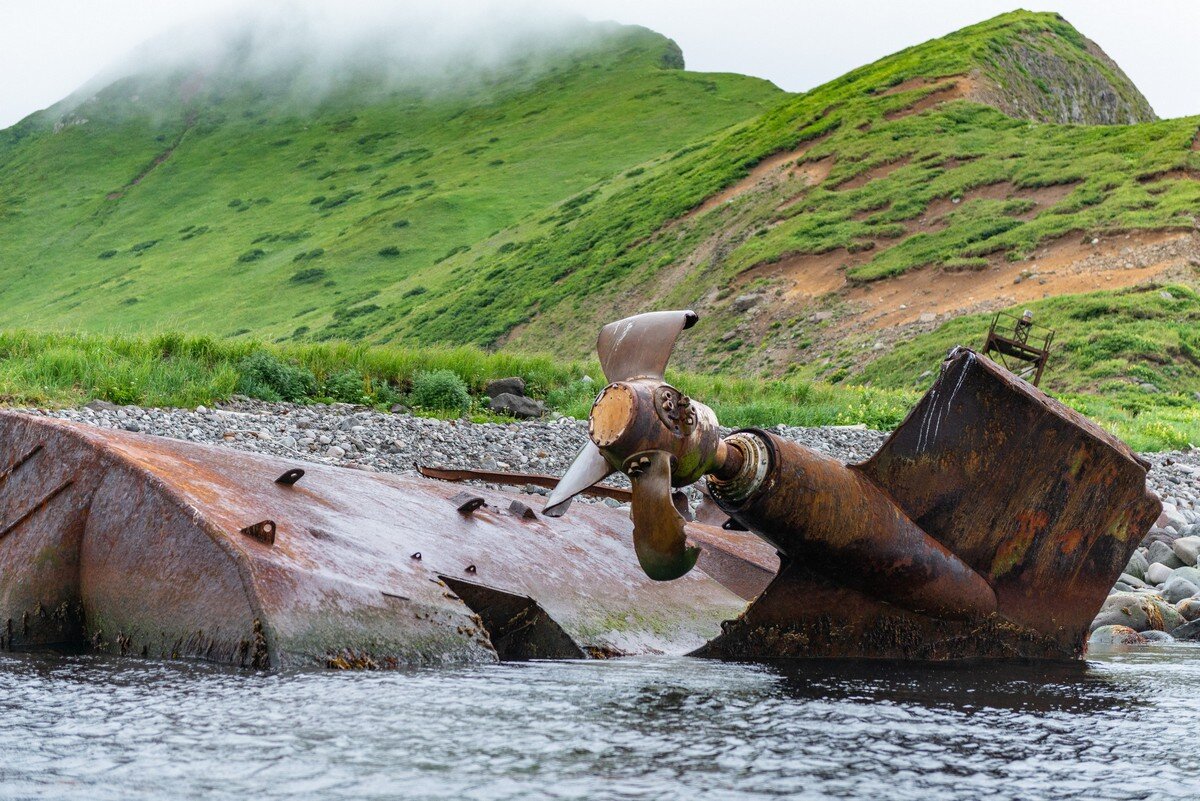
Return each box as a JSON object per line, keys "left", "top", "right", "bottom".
{"left": 2, "top": 648, "right": 1198, "bottom": 800}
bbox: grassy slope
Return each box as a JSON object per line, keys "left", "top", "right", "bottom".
{"left": 0, "top": 25, "right": 779, "bottom": 342}
{"left": 448, "top": 11, "right": 1197, "bottom": 356}
{"left": 1, "top": 11, "right": 1197, "bottom": 451}
{"left": 858, "top": 283, "right": 1200, "bottom": 449}
{"left": 0, "top": 329, "right": 915, "bottom": 432}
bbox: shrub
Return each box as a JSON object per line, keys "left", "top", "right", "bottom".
{"left": 378, "top": 245, "right": 402, "bottom": 257}
{"left": 409, "top": 369, "right": 470, "bottom": 414}
{"left": 235, "top": 352, "right": 317, "bottom": 402}
{"left": 292, "top": 247, "right": 324, "bottom": 262}
{"left": 323, "top": 370, "right": 369, "bottom": 404}
{"left": 97, "top": 249, "right": 117, "bottom": 259}
{"left": 238, "top": 248, "right": 266, "bottom": 263}
{"left": 289, "top": 267, "right": 327, "bottom": 284}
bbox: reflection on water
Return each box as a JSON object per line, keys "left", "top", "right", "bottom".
{"left": 1, "top": 647, "right": 1198, "bottom": 801}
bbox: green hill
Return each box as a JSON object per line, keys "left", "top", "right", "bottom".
{"left": 0, "top": 21, "right": 779, "bottom": 341}
{"left": 1, "top": 10, "right": 1198, "bottom": 448}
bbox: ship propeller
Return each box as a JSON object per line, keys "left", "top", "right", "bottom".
{"left": 545, "top": 310, "right": 728, "bottom": 581}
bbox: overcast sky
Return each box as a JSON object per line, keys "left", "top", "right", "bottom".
{"left": 1, "top": 0, "right": 1196, "bottom": 129}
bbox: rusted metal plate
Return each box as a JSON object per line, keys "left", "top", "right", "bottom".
{"left": 0, "top": 412, "right": 748, "bottom": 668}
{"left": 858, "top": 348, "right": 1159, "bottom": 648}
{"left": 701, "top": 348, "right": 1160, "bottom": 661}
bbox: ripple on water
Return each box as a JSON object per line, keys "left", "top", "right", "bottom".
{"left": 1, "top": 648, "right": 1199, "bottom": 801}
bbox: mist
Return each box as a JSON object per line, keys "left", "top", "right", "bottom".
{"left": 65, "top": 0, "right": 634, "bottom": 113}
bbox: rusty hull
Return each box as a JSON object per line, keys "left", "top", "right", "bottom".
{"left": 0, "top": 412, "right": 757, "bottom": 669}
{"left": 699, "top": 348, "right": 1160, "bottom": 662}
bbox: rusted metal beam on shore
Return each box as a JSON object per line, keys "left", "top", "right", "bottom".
{"left": 0, "top": 412, "right": 748, "bottom": 669}
{"left": 417, "top": 465, "right": 632, "bottom": 503}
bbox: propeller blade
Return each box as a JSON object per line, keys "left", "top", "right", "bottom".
{"left": 597, "top": 310, "right": 698, "bottom": 383}
{"left": 628, "top": 451, "right": 701, "bottom": 581}
{"left": 543, "top": 441, "right": 614, "bottom": 517}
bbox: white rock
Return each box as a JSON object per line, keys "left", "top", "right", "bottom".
{"left": 1173, "top": 536, "right": 1200, "bottom": 567}
{"left": 1146, "top": 562, "right": 1174, "bottom": 585}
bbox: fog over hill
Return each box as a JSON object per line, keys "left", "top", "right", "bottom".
{"left": 49, "top": 0, "right": 661, "bottom": 122}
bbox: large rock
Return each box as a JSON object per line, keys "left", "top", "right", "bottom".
{"left": 1169, "top": 566, "right": 1200, "bottom": 586}
{"left": 1163, "top": 576, "right": 1199, "bottom": 604}
{"left": 1171, "top": 619, "right": 1200, "bottom": 641}
{"left": 1157, "top": 503, "right": 1190, "bottom": 532}
{"left": 1141, "top": 630, "right": 1175, "bottom": 644}
{"left": 1091, "top": 592, "right": 1170, "bottom": 632}
{"left": 485, "top": 377, "right": 526, "bottom": 399}
{"left": 1124, "top": 549, "right": 1150, "bottom": 581}
{"left": 1176, "top": 598, "right": 1200, "bottom": 622}
{"left": 1172, "top": 536, "right": 1200, "bottom": 567}
{"left": 1118, "top": 572, "right": 1149, "bottom": 590}
{"left": 1145, "top": 562, "right": 1174, "bottom": 586}
{"left": 1088, "top": 625, "right": 1147, "bottom": 646}
{"left": 1147, "top": 540, "right": 1183, "bottom": 568}
{"left": 1151, "top": 596, "right": 1185, "bottom": 631}
{"left": 489, "top": 392, "right": 545, "bottom": 419}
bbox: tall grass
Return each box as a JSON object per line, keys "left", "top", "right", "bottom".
{"left": 0, "top": 328, "right": 1192, "bottom": 450}
{"left": 0, "top": 328, "right": 916, "bottom": 430}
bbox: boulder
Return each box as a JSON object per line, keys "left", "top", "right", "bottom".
{"left": 731, "top": 294, "right": 761, "bottom": 312}
{"left": 485, "top": 377, "right": 526, "bottom": 399}
{"left": 1171, "top": 619, "right": 1200, "bottom": 641}
{"left": 1150, "top": 596, "right": 1185, "bottom": 631}
{"left": 1088, "top": 625, "right": 1147, "bottom": 646}
{"left": 1145, "top": 562, "right": 1174, "bottom": 586}
{"left": 1124, "top": 549, "right": 1150, "bottom": 581}
{"left": 1140, "top": 630, "right": 1175, "bottom": 644}
{"left": 1118, "top": 572, "right": 1149, "bottom": 590}
{"left": 1163, "top": 577, "right": 1199, "bottom": 604}
{"left": 1147, "top": 540, "right": 1183, "bottom": 567}
{"left": 1170, "top": 565, "right": 1200, "bottom": 586}
{"left": 1157, "top": 503, "right": 1190, "bottom": 532}
{"left": 1141, "top": 529, "right": 1176, "bottom": 549}
{"left": 1176, "top": 598, "right": 1200, "bottom": 622}
{"left": 1172, "top": 536, "right": 1200, "bottom": 567}
{"left": 489, "top": 393, "right": 545, "bottom": 419}
{"left": 1091, "top": 592, "right": 1169, "bottom": 632}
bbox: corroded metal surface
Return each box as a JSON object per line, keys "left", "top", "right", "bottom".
{"left": 416, "top": 465, "right": 634, "bottom": 503}
{"left": 709, "top": 431, "right": 998, "bottom": 621}
{"left": 0, "top": 412, "right": 749, "bottom": 668}
{"left": 699, "top": 348, "right": 1160, "bottom": 661}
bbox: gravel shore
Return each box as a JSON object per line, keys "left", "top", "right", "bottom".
{"left": 20, "top": 399, "right": 1200, "bottom": 644}
{"left": 26, "top": 398, "right": 1198, "bottom": 514}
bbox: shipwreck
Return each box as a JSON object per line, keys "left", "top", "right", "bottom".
{"left": 0, "top": 311, "right": 1160, "bottom": 668}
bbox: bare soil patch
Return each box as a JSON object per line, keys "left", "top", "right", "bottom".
{"left": 686, "top": 143, "right": 830, "bottom": 219}
{"left": 882, "top": 76, "right": 978, "bottom": 122}
{"left": 833, "top": 156, "right": 912, "bottom": 191}
{"left": 917, "top": 181, "right": 1080, "bottom": 228}
{"left": 851, "top": 230, "right": 1197, "bottom": 332}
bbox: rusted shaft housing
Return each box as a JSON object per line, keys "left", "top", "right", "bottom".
{"left": 699, "top": 349, "right": 1161, "bottom": 661}
{"left": 709, "top": 431, "right": 998, "bottom": 621}
{"left": 589, "top": 380, "right": 722, "bottom": 484}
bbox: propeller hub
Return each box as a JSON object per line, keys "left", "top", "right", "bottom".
{"left": 588, "top": 383, "right": 637, "bottom": 447}
{"left": 586, "top": 380, "right": 721, "bottom": 486}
